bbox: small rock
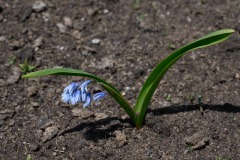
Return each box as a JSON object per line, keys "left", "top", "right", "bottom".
{"left": 32, "top": 1, "right": 47, "bottom": 12}
{"left": 72, "top": 30, "right": 81, "bottom": 39}
{"left": 91, "top": 38, "right": 101, "bottom": 45}
{"left": 56, "top": 23, "right": 67, "bottom": 33}
{"left": 71, "top": 108, "right": 94, "bottom": 119}
{"left": 9, "top": 40, "right": 24, "bottom": 51}
{"left": 103, "top": 9, "right": 109, "bottom": 14}
{"left": 33, "top": 36, "right": 43, "bottom": 48}
{"left": 31, "top": 102, "right": 39, "bottom": 107}
{"left": 95, "top": 113, "right": 108, "bottom": 120}
{"left": 18, "top": 6, "right": 32, "bottom": 22}
{"left": 184, "top": 132, "right": 210, "bottom": 150}
{"left": 235, "top": 73, "right": 240, "bottom": 79}
{"left": 8, "top": 119, "right": 15, "bottom": 126}
{"left": 27, "top": 86, "right": 38, "bottom": 97}
{"left": 7, "top": 67, "right": 21, "bottom": 84}
{"left": 42, "top": 12, "right": 51, "bottom": 22}
{"left": 63, "top": 16, "right": 73, "bottom": 28}
{"left": 0, "top": 36, "right": 6, "bottom": 42}
{"left": 42, "top": 126, "right": 59, "bottom": 142}
{"left": 114, "top": 130, "right": 127, "bottom": 146}
{"left": 87, "top": 8, "right": 98, "bottom": 16}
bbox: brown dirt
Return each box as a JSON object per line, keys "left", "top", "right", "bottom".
{"left": 0, "top": 0, "right": 240, "bottom": 159}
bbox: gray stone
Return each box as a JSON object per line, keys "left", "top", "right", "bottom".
{"left": 114, "top": 130, "right": 127, "bottom": 146}
{"left": 32, "top": 1, "right": 47, "bottom": 12}
{"left": 33, "top": 36, "right": 43, "bottom": 48}
{"left": 56, "top": 23, "right": 67, "bottom": 33}
{"left": 95, "top": 113, "right": 108, "bottom": 120}
{"left": 72, "top": 30, "right": 81, "bottom": 39}
{"left": 63, "top": 16, "right": 73, "bottom": 28}
{"left": 71, "top": 108, "right": 94, "bottom": 119}
{"left": 7, "top": 67, "right": 21, "bottom": 84}
{"left": 42, "top": 126, "right": 59, "bottom": 142}
{"left": 18, "top": 5, "right": 32, "bottom": 22}
{"left": 184, "top": 132, "right": 210, "bottom": 150}
{"left": 0, "top": 36, "right": 6, "bottom": 42}
{"left": 91, "top": 38, "right": 101, "bottom": 45}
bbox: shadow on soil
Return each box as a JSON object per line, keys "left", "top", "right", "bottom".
{"left": 148, "top": 103, "right": 240, "bottom": 116}
{"left": 61, "top": 103, "right": 240, "bottom": 141}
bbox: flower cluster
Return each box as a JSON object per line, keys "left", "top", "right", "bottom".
{"left": 61, "top": 80, "right": 107, "bottom": 107}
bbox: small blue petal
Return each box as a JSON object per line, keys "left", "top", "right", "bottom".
{"left": 93, "top": 92, "right": 107, "bottom": 101}
{"left": 80, "top": 80, "right": 92, "bottom": 92}
{"left": 83, "top": 92, "right": 91, "bottom": 108}
{"left": 81, "top": 90, "right": 87, "bottom": 102}
{"left": 64, "top": 82, "right": 80, "bottom": 95}
{"left": 70, "top": 90, "right": 81, "bottom": 105}
{"left": 62, "top": 91, "right": 70, "bottom": 103}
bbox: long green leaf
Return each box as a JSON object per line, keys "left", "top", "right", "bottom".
{"left": 134, "top": 29, "right": 234, "bottom": 128}
{"left": 23, "top": 68, "right": 136, "bottom": 123}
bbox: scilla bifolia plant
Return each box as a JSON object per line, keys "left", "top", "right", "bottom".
{"left": 23, "top": 29, "right": 234, "bottom": 128}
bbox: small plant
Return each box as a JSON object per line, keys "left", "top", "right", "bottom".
{"left": 26, "top": 155, "right": 32, "bottom": 160}
{"left": 23, "top": 29, "right": 234, "bottom": 128}
{"left": 164, "top": 93, "right": 172, "bottom": 102}
{"left": 198, "top": 95, "right": 204, "bottom": 115}
{"left": 19, "top": 59, "right": 35, "bottom": 74}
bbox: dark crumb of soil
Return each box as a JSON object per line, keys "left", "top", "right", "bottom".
{"left": 0, "top": 0, "right": 240, "bottom": 159}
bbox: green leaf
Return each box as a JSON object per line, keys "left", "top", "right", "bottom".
{"left": 23, "top": 68, "right": 136, "bottom": 123}
{"left": 134, "top": 29, "right": 234, "bottom": 128}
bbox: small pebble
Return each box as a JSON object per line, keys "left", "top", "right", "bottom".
{"left": 0, "top": 36, "right": 6, "bottom": 42}
{"left": 91, "top": 38, "right": 101, "bottom": 45}
{"left": 42, "top": 12, "right": 51, "bottom": 22}
{"left": 235, "top": 73, "right": 240, "bottom": 79}
{"left": 7, "top": 67, "right": 21, "bottom": 84}
{"left": 42, "top": 126, "right": 59, "bottom": 142}
{"left": 32, "top": 1, "right": 47, "bottom": 12}
{"left": 95, "top": 113, "right": 108, "bottom": 120}
{"left": 63, "top": 16, "right": 73, "bottom": 28}
{"left": 72, "top": 30, "right": 81, "bottom": 39}
{"left": 103, "top": 9, "right": 109, "bottom": 14}
{"left": 33, "top": 36, "right": 43, "bottom": 48}
{"left": 71, "top": 108, "right": 94, "bottom": 119}
{"left": 56, "top": 23, "right": 67, "bottom": 33}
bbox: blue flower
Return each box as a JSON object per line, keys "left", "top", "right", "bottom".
{"left": 61, "top": 80, "right": 107, "bottom": 107}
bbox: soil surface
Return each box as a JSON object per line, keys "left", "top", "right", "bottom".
{"left": 0, "top": 0, "right": 240, "bottom": 159}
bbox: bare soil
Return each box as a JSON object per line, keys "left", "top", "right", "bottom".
{"left": 0, "top": 0, "right": 240, "bottom": 159}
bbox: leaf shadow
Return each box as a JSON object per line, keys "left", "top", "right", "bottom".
{"left": 60, "top": 103, "right": 239, "bottom": 141}
{"left": 148, "top": 103, "right": 240, "bottom": 116}
{"left": 60, "top": 116, "right": 133, "bottom": 141}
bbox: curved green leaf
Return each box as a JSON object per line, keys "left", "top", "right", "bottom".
{"left": 23, "top": 68, "right": 136, "bottom": 123}
{"left": 134, "top": 29, "right": 235, "bottom": 128}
